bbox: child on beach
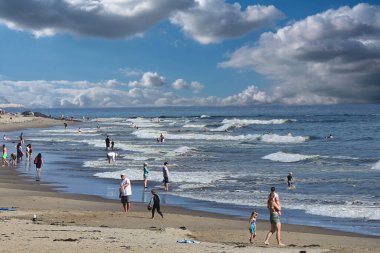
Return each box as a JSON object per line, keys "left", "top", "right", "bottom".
{"left": 148, "top": 189, "right": 163, "bottom": 219}
{"left": 143, "top": 162, "right": 149, "bottom": 189}
{"left": 248, "top": 211, "right": 258, "bottom": 244}
{"left": 10, "top": 153, "right": 17, "bottom": 166}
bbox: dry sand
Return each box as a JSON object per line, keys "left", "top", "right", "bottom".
{"left": 0, "top": 117, "right": 379, "bottom": 253}
{"left": 0, "top": 112, "right": 68, "bottom": 132}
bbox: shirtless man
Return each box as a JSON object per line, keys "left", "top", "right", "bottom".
{"left": 270, "top": 187, "right": 281, "bottom": 215}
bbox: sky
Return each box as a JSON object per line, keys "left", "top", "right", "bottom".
{"left": 0, "top": 0, "right": 379, "bottom": 108}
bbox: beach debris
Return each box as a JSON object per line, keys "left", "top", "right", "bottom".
{"left": 32, "top": 214, "right": 37, "bottom": 223}
{"left": 176, "top": 239, "right": 200, "bottom": 244}
{"left": 53, "top": 238, "right": 79, "bottom": 242}
{"left": 179, "top": 226, "right": 187, "bottom": 230}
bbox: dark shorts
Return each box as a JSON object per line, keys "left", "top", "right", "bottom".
{"left": 163, "top": 177, "right": 169, "bottom": 184}
{"left": 120, "top": 195, "right": 130, "bottom": 204}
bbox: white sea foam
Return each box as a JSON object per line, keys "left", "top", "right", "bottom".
{"left": 262, "top": 152, "right": 319, "bottom": 163}
{"left": 125, "top": 117, "right": 164, "bottom": 128}
{"left": 183, "top": 124, "right": 206, "bottom": 128}
{"left": 209, "top": 118, "right": 291, "bottom": 132}
{"left": 302, "top": 204, "right": 380, "bottom": 220}
{"left": 165, "top": 146, "right": 196, "bottom": 157}
{"left": 94, "top": 168, "right": 226, "bottom": 184}
{"left": 371, "top": 160, "right": 380, "bottom": 170}
{"left": 168, "top": 190, "right": 380, "bottom": 220}
{"left": 200, "top": 115, "right": 210, "bottom": 118}
{"left": 259, "top": 134, "right": 309, "bottom": 143}
{"left": 91, "top": 117, "right": 125, "bottom": 122}
{"left": 132, "top": 128, "right": 261, "bottom": 141}
{"left": 222, "top": 118, "right": 290, "bottom": 125}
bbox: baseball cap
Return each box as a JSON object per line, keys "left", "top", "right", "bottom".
{"left": 164, "top": 162, "right": 168, "bottom": 165}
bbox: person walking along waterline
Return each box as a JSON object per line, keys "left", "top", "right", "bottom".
{"left": 148, "top": 189, "right": 163, "bottom": 219}
{"left": 119, "top": 173, "right": 132, "bottom": 213}
{"left": 34, "top": 153, "right": 43, "bottom": 181}
{"left": 143, "top": 162, "right": 149, "bottom": 189}
{"left": 264, "top": 192, "right": 285, "bottom": 246}
{"left": 2, "top": 144, "right": 9, "bottom": 167}
{"left": 162, "top": 162, "right": 169, "bottom": 191}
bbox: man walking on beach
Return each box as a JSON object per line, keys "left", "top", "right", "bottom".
{"left": 120, "top": 173, "right": 132, "bottom": 213}
{"left": 271, "top": 187, "right": 281, "bottom": 215}
{"left": 162, "top": 162, "right": 169, "bottom": 191}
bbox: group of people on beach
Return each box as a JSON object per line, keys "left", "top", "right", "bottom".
{"left": 2, "top": 132, "right": 44, "bottom": 181}
{"left": 249, "top": 186, "right": 285, "bottom": 246}
{"left": 118, "top": 161, "right": 169, "bottom": 219}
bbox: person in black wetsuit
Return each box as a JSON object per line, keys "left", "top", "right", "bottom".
{"left": 105, "top": 136, "right": 110, "bottom": 150}
{"left": 149, "top": 189, "right": 163, "bottom": 219}
{"left": 287, "top": 172, "right": 294, "bottom": 188}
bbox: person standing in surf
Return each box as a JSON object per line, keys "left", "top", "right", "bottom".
{"left": 162, "top": 162, "right": 169, "bottom": 191}
{"left": 105, "top": 136, "right": 110, "bottom": 150}
{"left": 34, "top": 153, "right": 43, "bottom": 181}
{"left": 287, "top": 172, "right": 295, "bottom": 189}
{"left": 143, "top": 162, "right": 149, "bottom": 189}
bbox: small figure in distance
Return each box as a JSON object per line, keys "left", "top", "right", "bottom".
{"left": 34, "top": 153, "right": 43, "bottom": 181}
{"left": 111, "top": 139, "right": 115, "bottom": 150}
{"left": 248, "top": 211, "right": 258, "bottom": 244}
{"left": 105, "top": 135, "right": 110, "bottom": 150}
{"left": 143, "top": 162, "right": 149, "bottom": 189}
{"left": 64, "top": 122, "right": 68, "bottom": 129}
{"left": 287, "top": 172, "right": 296, "bottom": 189}
{"left": 159, "top": 133, "right": 165, "bottom": 143}
{"left": 162, "top": 162, "right": 169, "bottom": 191}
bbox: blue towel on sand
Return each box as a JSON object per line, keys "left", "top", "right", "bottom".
{"left": 0, "top": 207, "right": 17, "bottom": 211}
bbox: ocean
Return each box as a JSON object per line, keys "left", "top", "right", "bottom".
{"left": 5, "top": 105, "right": 380, "bottom": 236}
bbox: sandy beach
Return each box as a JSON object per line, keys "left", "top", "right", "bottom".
{"left": 0, "top": 115, "right": 379, "bottom": 253}
{"left": 0, "top": 112, "right": 67, "bottom": 132}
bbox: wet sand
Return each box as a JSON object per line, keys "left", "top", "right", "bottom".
{"left": 0, "top": 118, "right": 379, "bottom": 252}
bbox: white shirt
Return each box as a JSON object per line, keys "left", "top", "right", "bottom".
{"left": 163, "top": 165, "right": 169, "bottom": 177}
{"left": 107, "top": 152, "right": 117, "bottom": 159}
{"left": 120, "top": 178, "right": 132, "bottom": 196}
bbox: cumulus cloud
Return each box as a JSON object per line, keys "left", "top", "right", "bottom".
{"left": 129, "top": 72, "right": 166, "bottom": 88}
{"left": 170, "top": 0, "right": 284, "bottom": 44}
{"left": 220, "top": 3, "right": 380, "bottom": 104}
{"left": 0, "top": 77, "right": 272, "bottom": 107}
{"left": 171, "top": 79, "right": 204, "bottom": 93}
{"left": 0, "top": 0, "right": 193, "bottom": 38}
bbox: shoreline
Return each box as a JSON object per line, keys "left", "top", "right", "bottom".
{"left": 0, "top": 112, "right": 72, "bottom": 132}
{"left": 0, "top": 119, "right": 379, "bottom": 252}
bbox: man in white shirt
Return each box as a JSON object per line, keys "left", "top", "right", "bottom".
{"left": 162, "top": 162, "right": 169, "bottom": 191}
{"left": 120, "top": 173, "right": 132, "bottom": 213}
